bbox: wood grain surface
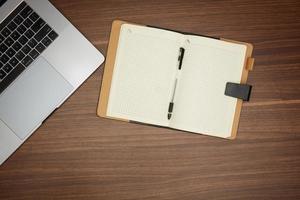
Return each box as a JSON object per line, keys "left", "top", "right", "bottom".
{"left": 1, "top": 0, "right": 300, "bottom": 199}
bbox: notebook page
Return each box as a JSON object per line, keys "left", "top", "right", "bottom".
{"left": 170, "top": 36, "right": 247, "bottom": 138}
{"left": 107, "top": 24, "right": 183, "bottom": 126}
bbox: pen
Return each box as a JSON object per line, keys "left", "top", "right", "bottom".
{"left": 168, "top": 78, "right": 178, "bottom": 120}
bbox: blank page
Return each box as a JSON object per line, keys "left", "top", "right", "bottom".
{"left": 107, "top": 24, "right": 183, "bottom": 126}
{"left": 170, "top": 36, "right": 247, "bottom": 138}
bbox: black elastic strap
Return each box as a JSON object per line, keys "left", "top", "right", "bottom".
{"left": 225, "top": 82, "right": 252, "bottom": 101}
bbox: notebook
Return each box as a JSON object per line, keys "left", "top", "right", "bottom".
{"left": 98, "top": 20, "right": 254, "bottom": 139}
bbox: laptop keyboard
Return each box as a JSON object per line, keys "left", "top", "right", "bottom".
{"left": 0, "top": 1, "right": 58, "bottom": 94}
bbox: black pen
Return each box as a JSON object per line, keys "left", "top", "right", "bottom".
{"left": 168, "top": 78, "right": 178, "bottom": 120}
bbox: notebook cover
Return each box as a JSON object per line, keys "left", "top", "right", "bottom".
{"left": 97, "top": 20, "right": 254, "bottom": 139}
{"left": 97, "top": 20, "right": 131, "bottom": 122}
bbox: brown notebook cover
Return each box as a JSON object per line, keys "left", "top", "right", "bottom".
{"left": 97, "top": 20, "right": 254, "bottom": 139}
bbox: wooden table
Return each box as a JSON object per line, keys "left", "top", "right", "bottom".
{"left": 1, "top": 0, "right": 300, "bottom": 199}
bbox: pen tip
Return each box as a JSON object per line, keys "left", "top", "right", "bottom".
{"left": 168, "top": 113, "right": 171, "bottom": 120}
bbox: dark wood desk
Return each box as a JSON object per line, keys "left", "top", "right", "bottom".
{"left": 1, "top": 0, "right": 300, "bottom": 199}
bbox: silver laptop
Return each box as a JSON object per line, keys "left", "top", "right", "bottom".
{"left": 0, "top": 0, "right": 104, "bottom": 165}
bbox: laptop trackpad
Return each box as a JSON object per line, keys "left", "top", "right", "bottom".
{"left": 0, "top": 57, "right": 73, "bottom": 139}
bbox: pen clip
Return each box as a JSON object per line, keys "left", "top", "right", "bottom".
{"left": 178, "top": 47, "right": 185, "bottom": 70}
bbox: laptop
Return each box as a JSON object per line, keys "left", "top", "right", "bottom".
{"left": 0, "top": 0, "right": 104, "bottom": 165}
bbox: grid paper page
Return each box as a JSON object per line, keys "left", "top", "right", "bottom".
{"left": 107, "top": 24, "right": 183, "bottom": 126}
{"left": 170, "top": 36, "right": 247, "bottom": 138}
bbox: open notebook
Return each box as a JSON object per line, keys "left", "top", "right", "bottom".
{"left": 98, "top": 20, "right": 254, "bottom": 139}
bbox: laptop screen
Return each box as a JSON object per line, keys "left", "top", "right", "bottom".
{"left": 0, "top": 0, "right": 7, "bottom": 7}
